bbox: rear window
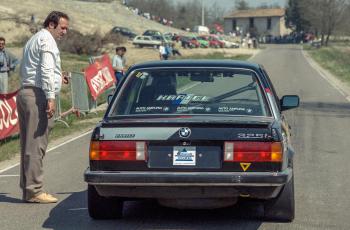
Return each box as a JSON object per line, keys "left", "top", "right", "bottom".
{"left": 109, "top": 68, "right": 271, "bottom": 117}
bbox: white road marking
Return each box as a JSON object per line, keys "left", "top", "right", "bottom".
{"left": 0, "top": 175, "right": 19, "bottom": 177}
{"left": 0, "top": 130, "right": 93, "bottom": 174}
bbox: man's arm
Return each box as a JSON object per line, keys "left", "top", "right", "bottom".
{"left": 41, "top": 51, "right": 56, "bottom": 100}
{"left": 7, "top": 51, "right": 19, "bottom": 71}
{"left": 40, "top": 39, "right": 57, "bottom": 118}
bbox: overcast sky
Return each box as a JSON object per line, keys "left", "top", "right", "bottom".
{"left": 172, "top": 0, "right": 288, "bottom": 11}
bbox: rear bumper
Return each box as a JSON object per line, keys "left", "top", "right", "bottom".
{"left": 85, "top": 168, "right": 292, "bottom": 198}
{"left": 84, "top": 168, "right": 292, "bottom": 187}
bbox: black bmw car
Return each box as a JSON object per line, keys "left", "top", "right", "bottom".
{"left": 84, "top": 60, "right": 300, "bottom": 221}
{"left": 111, "top": 26, "right": 137, "bottom": 39}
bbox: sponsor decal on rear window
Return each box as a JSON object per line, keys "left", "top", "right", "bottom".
{"left": 135, "top": 106, "right": 170, "bottom": 113}
{"left": 176, "top": 106, "right": 210, "bottom": 113}
{"left": 156, "top": 94, "right": 210, "bottom": 105}
{"left": 218, "top": 106, "right": 254, "bottom": 114}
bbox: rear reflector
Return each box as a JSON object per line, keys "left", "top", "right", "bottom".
{"left": 224, "top": 142, "right": 282, "bottom": 162}
{"left": 89, "top": 141, "right": 147, "bottom": 161}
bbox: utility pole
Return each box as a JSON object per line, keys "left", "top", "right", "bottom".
{"left": 201, "top": 0, "right": 205, "bottom": 26}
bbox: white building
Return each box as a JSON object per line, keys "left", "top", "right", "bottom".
{"left": 224, "top": 8, "right": 291, "bottom": 37}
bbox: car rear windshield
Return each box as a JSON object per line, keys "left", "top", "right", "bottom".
{"left": 109, "top": 68, "right": 271, "bottom": 117}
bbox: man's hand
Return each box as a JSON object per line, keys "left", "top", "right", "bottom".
{"left": 46, "top": 99, "right": 55, "bottom": 119}
{"left": 62, "top": 71, "right": 70, "bottom": 84}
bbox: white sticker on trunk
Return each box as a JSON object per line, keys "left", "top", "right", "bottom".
{"left": 173, "top": 146, "right": 196, "bottom": 166}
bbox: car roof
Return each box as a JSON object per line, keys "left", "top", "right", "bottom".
{"left": 128, "top": 59, "right": 262, "bottom": 72}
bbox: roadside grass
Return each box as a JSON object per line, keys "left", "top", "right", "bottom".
{"left": 0, "top": 111, "right": 104, "bottom": 162}
{"left": 304, "top": 45, "right": 350, "bottom": 84}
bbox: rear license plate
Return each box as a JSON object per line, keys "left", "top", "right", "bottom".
{"left": 173, "top": 146, "right": 196, "bottom": 166}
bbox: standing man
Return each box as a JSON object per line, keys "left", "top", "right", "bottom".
{"left": 171, "top": 41, "right": 182, "bottom": 57}
{"left": 112, "top": 46, "right": 127, "bottom": 84}
{"left": 17, "top": 11, "right": 69, "bottom": 203}
{"left": 159, "top": 42, "right": 168, "bottom": 60}
{"left": 0, "top": 37, "right": 18, "bottom": 93}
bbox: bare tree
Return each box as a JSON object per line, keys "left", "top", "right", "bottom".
{"left": 301, "top": 0, "right": 349, "bottom": 46}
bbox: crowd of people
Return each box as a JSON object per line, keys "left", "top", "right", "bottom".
{"left": 122, "top": 0, "right": 174, "bottom": 27}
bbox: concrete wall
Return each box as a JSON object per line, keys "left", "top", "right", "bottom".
{"left": 224, "top": 16, "right": 289, "bottom": 37}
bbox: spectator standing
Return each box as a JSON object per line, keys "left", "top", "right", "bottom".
{"left": 17, "top": 11, "right": 70, "bottom": 204}
{"left": 159, "top": 42, "right": 168, "bottom": 60}
{"left": 0, "top": 37, "right": 18, "bottom": 93}
{"left": 248, "top": 38, "right": 253, "bottom": 49}
{"left": 172, "top": 42, "right": 182, "bottom": 57}
{"left": 112, "top": 46, "right": 127, "bottom": 84}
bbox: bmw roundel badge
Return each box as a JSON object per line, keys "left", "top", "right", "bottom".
{"left": 179, "top": 127, "right": 191, "bottom": 138}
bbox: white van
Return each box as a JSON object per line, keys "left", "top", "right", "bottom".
{"left": 193, "top": 25, "right": 210, "bottom": 35}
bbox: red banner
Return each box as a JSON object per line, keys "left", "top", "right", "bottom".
{"left": 84, "top": 54, "right": 116, "bottom": 100}
{"left": 0, "top": 91, "right": 19, "bottom": 140}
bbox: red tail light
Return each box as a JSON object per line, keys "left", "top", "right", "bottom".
{"left": 224, "top": 142, "right": 282, "bottom": 162}
{"left": 90, "top": 141, "right": 147, "bottom": 161}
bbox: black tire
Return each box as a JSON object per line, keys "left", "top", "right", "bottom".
{"left": 263, "top": 174, "right": 295, "bottom": 222}
{"left": 88, "top": 185, "right": 124, "bottom": 220}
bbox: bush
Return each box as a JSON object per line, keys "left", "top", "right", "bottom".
{"left": 58, "top": 29, "right": 125, "bottom": 55}
{"left": 102, "top": 31, "right": 126, "bottom": 45}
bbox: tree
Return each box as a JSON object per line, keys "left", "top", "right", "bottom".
{"left": 257, "top": 3, "right": 281, "bottom": 9}
{"left": 301, "top": 0, "right": 349, "bottom": 46}
{"left": 285, "top": 0, "right": 310, "bottom": 32}
{"left": 235, "top": 0, "right": 250, "bottom": 10}
{"left": 207, "top": 2, "right": 225, "bottom": 25}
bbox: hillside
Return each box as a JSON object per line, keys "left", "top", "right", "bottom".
{"left": 1, "top": 0, "right": 258, "bottom": 94}
{"left": 0, "top": 0, "right": 184, "bottom": 42}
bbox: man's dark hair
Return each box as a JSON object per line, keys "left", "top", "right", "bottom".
{"left": 0, "top": 37, "right": 5, "bottom": 43}
{"left": 116, "top": 46, "right": 127, "bottom": 52}
{"left": 43, "top": 11, "right": 69, "bottom": 28}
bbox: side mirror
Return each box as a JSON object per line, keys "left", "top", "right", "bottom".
{"left": 107, "top": 94, "right": 113, "bottom": 105}
{"left": 280, "top": 95, "right": 300, "bottom": 111}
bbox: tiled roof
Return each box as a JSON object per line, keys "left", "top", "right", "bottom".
{"left": 224, "top": 8, "right": 285, "bottom": 19}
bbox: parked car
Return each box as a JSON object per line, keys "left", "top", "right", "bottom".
{"left": 189, "top": 37, "right": 200, "bottom": 48}
{"left": 179, "top": 36, "right": 198, "bottom": 48}
{"left": 193, "top": 25, "right": 210, "bottom": 35}
{"left": 195, "top": 36, "right": 209, "bottom": 48}
{"left": 85, "top": 60, "right": 299, "bottom": 222}
{"left": 218, "top": 37, "right": 240, "bottom": 48}
{"left": 111, "top": 26, "right": 137, "bottom": 39}
{"left": 143, "top": 30, "right": 162, "bottom": 37}
{"left": 132, "top": 36, "right": 161, "bottom": 48}
{"left": 199, "top": 35, "right": 225, "bottom": 48}
{"left": 151, "top": 35, "right": 172, "bottom": 45}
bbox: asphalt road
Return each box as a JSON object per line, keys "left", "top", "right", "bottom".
{"left": 1, "top": 44, "right": 350, "bottom": 230}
